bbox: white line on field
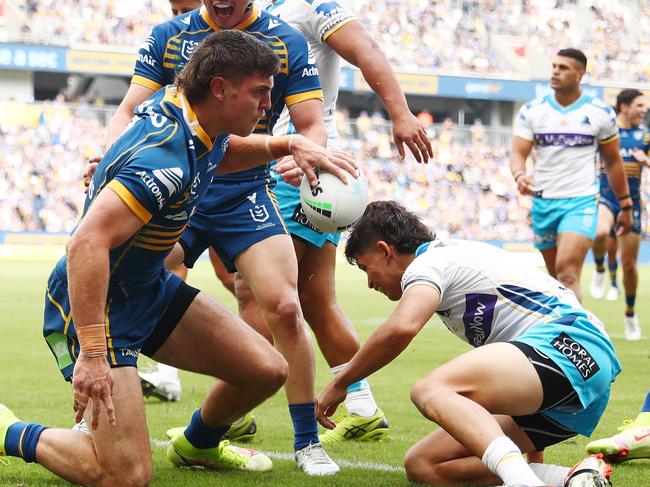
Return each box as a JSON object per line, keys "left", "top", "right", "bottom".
{"left": 609, "top": 334, "right": 649, "bottom": 341}
{"left": 152, "top": 439, "right": 404, "bottom": 473}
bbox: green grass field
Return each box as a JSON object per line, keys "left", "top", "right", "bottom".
{"left": 1, "top": 256, "right": 650, "bottom": 486}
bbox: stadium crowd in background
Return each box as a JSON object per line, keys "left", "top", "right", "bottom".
{"left": 2, "top": 105, "right": 649, "bottom": 240}
{"left": 14, "top": 0, "right": 650, "bottom": 82}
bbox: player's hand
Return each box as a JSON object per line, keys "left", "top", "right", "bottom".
{"left": 615, "top": 207, "right": 632, "bottom": 236}
{"left": 515, "top": 174, "right": 535, "bottom": 196}
{"left": 286, "top": 135, "right": 357, "bottom": 187}
{"left": 315, "top": 380, "right": 348, "bottom": 430}
{"left": 83, "top": 156, "right": 102, "bottom": 193}
{"left": 632, "top": 147, "right": 650, "bottom": 165}
{"left": 71, "top": 354, "right": 116, "bottom": 430}
{"left": 392, "top": 113, "right": 433, "bottom": 164}
{"left": 273, "top": 156, "right": 303, "bottom": 187}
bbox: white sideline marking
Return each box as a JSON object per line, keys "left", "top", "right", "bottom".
{"left": 153, "top": 439, "right": 404, "bottom": 472}
{"left": 609, "top": 334, "right": 648, "bottom": 341}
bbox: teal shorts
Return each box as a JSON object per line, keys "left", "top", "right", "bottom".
{"left": 531, "top": 195, "right": 598, "bottom": 250}
{"left": 514, "top": 313, "right": 621, "bottom": 436}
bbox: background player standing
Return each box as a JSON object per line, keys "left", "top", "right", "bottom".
{"left": 510, "top": 48, "right": 632, "bottom": 302}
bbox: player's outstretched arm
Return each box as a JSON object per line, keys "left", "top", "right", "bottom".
{"left": 287, "top": 98, "right": 328, "bottom": 146}
{"left": 316, "top": 284, "right": 439, "bottom": 428}
{"left": 509, "top": 136, "right": 535, "bottom": 196}
{"left": 600, "top": 139, "right": 632, "bottom": 235}
{"left": 67, "top": 188, "right": 146, "bottom": 430}
{"left": 107, "top": 84, "right": 155, "bottom": 145}
{"left": 326, "top": 21, "right": 432, "bottom": 163}
{"left": 217, "top": 134, "right": 357, "bottom": 186}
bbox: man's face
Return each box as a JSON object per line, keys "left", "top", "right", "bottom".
{"left": 202, "top": 0, "right": 252, "bottom": 29}
{"left": 170, "top": 0, "right": 200, "bottom": 16}
{"left": 221, "top": 73, "right": 273, "bottom": 136}
{"left": 622, "top": 95, "right": 647, "bottom": 126}
{"left": 550, "top": 55, "right": 583, "bottom": 91}
{"left": 354, "top": 246, "right": 403, "bottom": 301}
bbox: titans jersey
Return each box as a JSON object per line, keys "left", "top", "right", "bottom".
{"left": 132, "top": 5, "right": 322, "bottom": 180}
{"left": 600, "top": 124, "right": 650, "bottom": 199}
{"left": 60, "top": 86, "right": 228, "bottom": 297}
{"left": 402, "top": 240, "right": 606, "bottom": 347}
{"left": 265, "top": 0, "right": 355, "bottom": 146}
{"left": 514, "top": 93, "right": 618, "bottom": 199}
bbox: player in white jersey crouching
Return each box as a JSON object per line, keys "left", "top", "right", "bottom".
{"left": 316, "top": 201, "right": 619, "bottom": 487}
{"left": 510, "top": 48, "right": 631, "bottom": 302}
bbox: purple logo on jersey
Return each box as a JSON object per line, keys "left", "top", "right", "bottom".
{"left": 534, "top": 133, "right": 595, "bottom": 147}
{"left": 462, "top": 293, "right": 497, "bottom": 346}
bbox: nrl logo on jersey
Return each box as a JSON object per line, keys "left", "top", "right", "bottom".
{"left": 181, "top": 40, "right": 199, "bottom": 61}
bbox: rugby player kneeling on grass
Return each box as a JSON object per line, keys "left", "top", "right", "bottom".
{"left": 316, "top": 200, "right": 619, "bottom": 487}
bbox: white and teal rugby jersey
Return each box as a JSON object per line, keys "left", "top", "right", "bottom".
{"left": 514, "top": 93, "right": 619, "bottom": 199}
{"left": 401, "top": 240, "right": 607, "bottom": 347}
{"left": 265, "top": 0, "right": 356, "bottom": 147}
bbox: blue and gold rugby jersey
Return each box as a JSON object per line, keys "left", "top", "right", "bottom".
{"left": 132, "top": 4, "right": 322, "bottom": 181}
{"left": 57, "top": 86, "right": 229, "bottom": 297}
{"left": 600, "top": 124, "right": 650, "bottom": 198}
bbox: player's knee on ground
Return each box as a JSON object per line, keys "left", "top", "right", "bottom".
{"left": 92, "top": 459, "right": 152, "bottom": 487}
{"left": 404, "top": 444, "right": 443, "bottom": 484}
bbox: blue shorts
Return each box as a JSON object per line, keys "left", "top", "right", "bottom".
{"left": 43, "top": 266, "right": 199, "bottom": 381}
{"left": 272, "top": 175, "right": 341, "bottom": 248}
{"left": 600, "top": 189, "right": 642, "bottom": 235}
{"left": 514, "top": 314, "right": 621, "bottom": 436}
{"left": 531, "top": 195, "right": 598, "bottom": 250}
{"left": 180, "top": 178, "right": 288, "bottom": 272}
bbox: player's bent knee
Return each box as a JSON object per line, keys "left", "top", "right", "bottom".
{"left": 95, "top": 462, "right": 152, "bottom": 487}
{"left": 410, "top": 380, "right": 446, "bottom": 420}
{"left": 404, "top": 447, "right": 440, "bottom": 483}
{"left": 255, "top": 352, "right": 289, "bottom": 394}
{"left": 267, "top": 296, "right": 302, "bottom": 332}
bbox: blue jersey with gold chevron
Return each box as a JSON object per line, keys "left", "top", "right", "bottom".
{"left": 599, "top": 124, "right": 650, "bottom": 198}
{"left": 132, "top": 4, "right": 321, "bottom": 181}
{"left": 58, "top": 86, "right": 228, "bottom": 297}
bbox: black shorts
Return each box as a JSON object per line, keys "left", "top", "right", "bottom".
{"left": 142, "top": 280, "right": 200, "bottom": 357}
{"left": 510, "top": 341, "right": 582, "bottom": 450}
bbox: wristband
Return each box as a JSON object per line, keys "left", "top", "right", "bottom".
{"left": 617, "top": 194, "right": 631, "bottom": 201}
{"left": 266, "top": 136, "right": 293, "bottom": 160}
{"left": 620, "top": 205, "right": 633, "bottom": 212}
{"left": 76, "top": 323, "right": 107, "bottom": 358}
{"left": 514, "top": 172, "right": 525, "bottom": 183}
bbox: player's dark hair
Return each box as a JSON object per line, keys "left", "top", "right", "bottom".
{"left": 176, "top": 30, "right": 280, "bottom": 104}
{"left": 345, "top": 201, "right": 434, "bottom": 265}
{"left": 616, "top": 89, "right": 644, "bottom": 112}
{"left": 556, "top": 48, "right": 587, "bottom": 70}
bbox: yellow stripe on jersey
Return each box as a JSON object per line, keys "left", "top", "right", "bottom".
{"left": 135, "top": 235, "right": 180, "bottom": 245}
{"left": 107, "top": 180, "right": 153, "bottom": 223}
{"left": 161, "top": 88, "right": 213, "bottom": 151}
{"left": 623, "top": 162, "right": 642, "bottom": 178}
{"left": 132, "top": 242, "right": 176, "bottom": 251}
{"left": 598, "top": 133, "right": 619, "bottom": 145}
{"left": 322, "top": 17, "right": 357, "bottom": 42}
{"left": 246, "top": 30, "right": 289, "bottom": 74}
{"left": 285, "top": 89, "right": 324, "bottom": 107}
{"left": 131, "top": 75, "right": 163, "bottom": 92}
{"left": 140, "top": 226, "right": 186, "bottom": 237}
{"left": 265, "top": 181, "right": 288, "bottom": 234}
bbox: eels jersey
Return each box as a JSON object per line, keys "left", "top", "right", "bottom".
{"left": 58, "top": 86, "right": 228, "bottom": 297}
{"left": 402, "top": 240, "right": 607, "bottom": 347}
{"left": 132, "top": 4, "right": 322, "bottom": 181}
{"left": 599, "top": 124, "right": 650, "bottom": 199}
{"left": 265, "top": 0, "right": 356, "bottom": 146}
{"left": 514, "top": 93, "right": 619, "bottom": 199}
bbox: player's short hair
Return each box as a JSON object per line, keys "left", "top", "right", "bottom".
{"left": 345, "top": 201, "right": 434, "bottom": 265}
{"left": 176, "top": 30, "right": 280, "bottom": 104}
{"left": 556, "top": 48, "right": 587, "bottom": 70}
{"left": 616, "top": 89, "right": 644, "bottom": 112}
